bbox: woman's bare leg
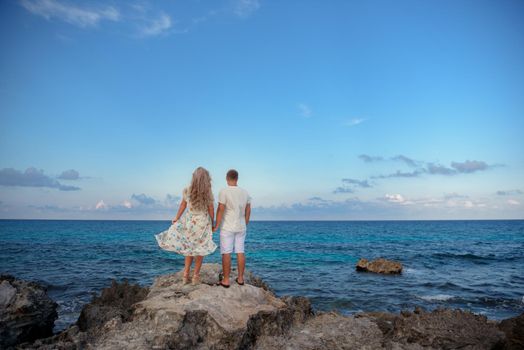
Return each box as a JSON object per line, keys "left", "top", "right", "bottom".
{"left": 193, "top": 256, "right": 203, "bottom": 276}
{"left": 183, "top": 256, "right": 193, "bottom": 277}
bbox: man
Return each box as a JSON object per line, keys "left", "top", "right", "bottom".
{"left": 213, "top": 169, "right": 251, "bottom": 288}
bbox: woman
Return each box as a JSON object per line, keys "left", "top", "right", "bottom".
{"left": 155, "top": 167, "right": 217, "bottom": 285}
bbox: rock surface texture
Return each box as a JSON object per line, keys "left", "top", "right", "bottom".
{"left": 12, "top": 264, "right": 522, "bottom": 349}
{"left": 0, "top": 274, "right": 58, "bottom": 349}
{"left": 356, "top": 258, "right": 403, "bottom": 274}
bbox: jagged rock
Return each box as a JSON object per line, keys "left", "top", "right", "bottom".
{"left": 77, "top": 278, "right": 149, "bottom": 333}
{"left": 498, "top": 313, "right": 524, "bottom": 350}
{"left": 0, "top": 274, "right": 58, "bottom": 349}
{"left": 360, "top": 308, "right": 506, "bottom": 349}
{"left": 356, "top": 258, "right": 403, "bottom": 274}
{"left": 15, "top": 265, "right": 522, "bottom": 350}
{"left": 255, "top": 311, "right": 385, "bottom": 350}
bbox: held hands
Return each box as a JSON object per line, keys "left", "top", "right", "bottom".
{"left": 172, "top": 218, "right": 178, "bottom": 224}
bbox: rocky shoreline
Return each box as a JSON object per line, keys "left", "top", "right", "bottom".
{"left": 2, "top": 264, "right": 523, "bottom": 349}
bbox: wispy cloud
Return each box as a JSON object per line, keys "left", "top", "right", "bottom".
{"left": 359, "top": 154, "right": 384, "bottom": 163}
{"left": 392, "top": 155, "right": 418, "bottom": 167}
{"left": 333, "top": 186, "right": 354, "bottom": 194}
{"left": 0, "top": 167, "right": 80, "bottom": 191}
{"left": 334, "top": 178, "right": 371, "bottom": 194}
{"left": 361, "top": 154, "right": 497, "bottom": 179}
{"left": 496, "top": 189, "right": 523, "bottom": 196}
{"left": 345, "top": 118, "right": 365, "bottom": 127}
{"left": 297, "top": 103, "right": 312, "bottom": 118}
{"left": 57, "top": 169, "right": 80, "bottom": 180}
{"left": 371, "top": 170, "right": 422, "bottom": 179}
{"left": 20, "top": 0, "right": 120, "bottom": 27}
{"left": 450, "top": 160, "right": 489, "bottom": 174}
{"left": 131, "top": 193, "right": 156, "bottom": 205}
{"left": 139, "top": 13, "right": 172, "bottom": 37}
{"left": 233, "top": 0, "right": 260, "bottom": 18}
{"left": 507, "top": 199, "right": 520, "bottom": 206}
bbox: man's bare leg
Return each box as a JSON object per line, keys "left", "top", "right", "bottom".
{"left": 222, "top": 253, "right": 231, "bottom": 285}
{"left": 236, "top": 253, "right": 245, "bottom": 283}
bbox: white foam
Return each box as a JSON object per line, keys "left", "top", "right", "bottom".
{"left": 404, "top": 268, "right": 422, "bottom": 275}
{"left": 418, "top": 294, "right": 454, "bottom": 302}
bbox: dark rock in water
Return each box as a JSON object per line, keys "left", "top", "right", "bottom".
{"left": 499, "top": 313, "right": 524, "bottom": 350}
{"left": 0, "top": 274, "right": 58, "bottom": 348}
{"left": 356, "top": 258, "right": 403, "bottom": 274}
{"left": 77, "top": 278, "right": 149, "bottom": 333}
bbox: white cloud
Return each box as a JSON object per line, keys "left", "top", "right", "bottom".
{"left": 95, "top": 200, "right": 107, "bottom": 210}
{"left": 297, "top": 103, "right": 312, "bottom": 118}
{"left": 345, "top": 118, "right": 365, "bottom": 127}
{"left": 122, "top": 200, "right": 133, "bottom": 209}
{"left": 507, "top": 199, "right": 520, "bottom": 206}
{"left": 384, "top": 193, "right": 409, "bottom": 204}
{"left": 234, "top": 0, "right": 260, "bottom": 18}
{"left": 20, "top": 0, "right": 120, "bottom": 27}
{"left": 140, "top": 13, "right": 172, "bottom": 37}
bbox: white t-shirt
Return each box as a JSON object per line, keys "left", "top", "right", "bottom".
{"left": 218, "top": 185, "right": 251, "bottom": 232}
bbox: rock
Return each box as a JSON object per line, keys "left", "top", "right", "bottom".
{"left": 255, "top": 311, "right": 385, "bottom": 350}
{"left": 15, "top": 265, "right": 521, "bottom": 350}
{"left": 361, "top": 308, "right": 506, "bottom": 349}
{"left": 356, "top": 258, "right": 403, "bottom": 274}
{"left": 0, "top": 274, "right": 58, "bottom": 349}
{"left": 498, "top": 313, "right": 524, "bottom": 349}
{"left": 77, "top": 278, "right": 149, "bottom": 333}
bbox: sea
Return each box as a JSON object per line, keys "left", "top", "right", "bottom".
{"left": 1, "top": 219, "right": 523, "bottom": 332}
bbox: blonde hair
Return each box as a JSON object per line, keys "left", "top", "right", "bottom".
{"left": 187, "top": 167, "right": 213, "bottom": 212}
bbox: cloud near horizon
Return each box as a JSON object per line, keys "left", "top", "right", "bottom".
{"left": 0, "top": 167, "right": 80, "bottom": 191}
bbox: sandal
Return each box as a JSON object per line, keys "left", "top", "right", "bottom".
{"left": 235, "top": 278, "right": 245, "bottom": 286}
{"left": 217, "top": 281, "right": 230, "bottom": 288}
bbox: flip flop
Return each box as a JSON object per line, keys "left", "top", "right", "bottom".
{"left": 235, "top": 278, "right": 245, "bottom": 286}
{"left": 217, "top": 281, "right": 230, "bottom": 288}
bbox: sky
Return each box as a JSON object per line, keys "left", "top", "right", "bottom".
{"left": 1, "top": 0, "right": 523, "bottom": 220}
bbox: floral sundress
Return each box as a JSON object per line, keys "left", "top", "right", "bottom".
{"left": 155, "top": 188, "right": 217, "bottom": 256}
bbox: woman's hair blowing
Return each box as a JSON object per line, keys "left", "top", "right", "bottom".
{"left": 188, "top": 167, "right": 213, "bottom": 212}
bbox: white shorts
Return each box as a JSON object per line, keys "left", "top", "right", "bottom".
{"left": 220, "top": 230, "right": 246, "bottom": 254}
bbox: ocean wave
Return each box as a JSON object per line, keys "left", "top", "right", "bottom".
{"left": 432, "top": 252, "right": 496, "bottom": 262}
{"left": 417, "top": 294, "right": 455, "bottom": 302}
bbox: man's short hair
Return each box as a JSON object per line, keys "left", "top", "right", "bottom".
{"left": 226, "top": 169, "right": 238, "bottom": 181}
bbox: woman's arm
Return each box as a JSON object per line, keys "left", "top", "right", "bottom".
{"left": 172, "top": 199, "right": 187, "bottom": 224}
{"left": 245, "top": 203, "right": 251, "bottom": 226}
{"left": 208, "top": 203, "right": 214, "bottom": 222}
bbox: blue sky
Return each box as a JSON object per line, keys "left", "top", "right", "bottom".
{"left": 1, "top": 0, "right": 523, "bottom": 220}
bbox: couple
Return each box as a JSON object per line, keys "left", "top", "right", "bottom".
{"left": 155, "top": 167, "right": 251, "bottom": 288}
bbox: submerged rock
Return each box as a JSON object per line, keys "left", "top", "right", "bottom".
{"left": 356, "top": 258, "right": 403, "bottom": 274}
{"left": 0, "top": 274, "right": 58, "bottom": 349}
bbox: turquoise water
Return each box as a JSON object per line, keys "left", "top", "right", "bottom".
{"left": 1, "top": 219, "right": 523, "bottom": 332}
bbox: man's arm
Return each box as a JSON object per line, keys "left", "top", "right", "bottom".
{"left": 213, "top": 203, "right": 225, "bottom": 232}
{"left": 245, "top": 203, "right": 251, "bottom": 226}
